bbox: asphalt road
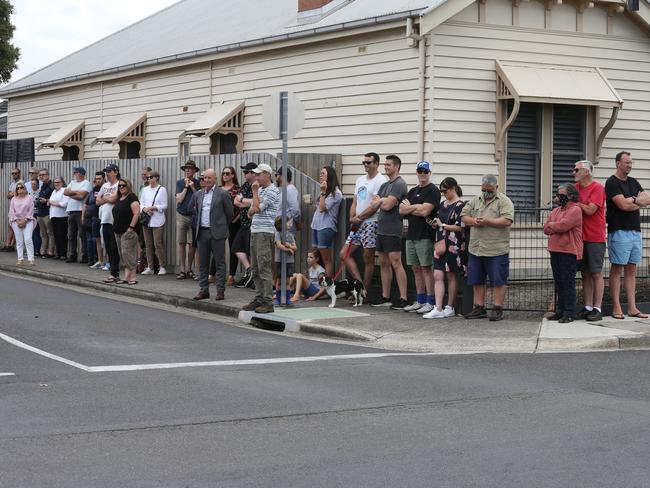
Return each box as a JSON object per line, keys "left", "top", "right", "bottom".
{"left": 1, "top": 274, "right": 649, "bottom": 488}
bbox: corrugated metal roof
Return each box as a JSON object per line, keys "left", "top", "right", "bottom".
{"left": 0, "top": 0, "right": 434, "bottom": 96}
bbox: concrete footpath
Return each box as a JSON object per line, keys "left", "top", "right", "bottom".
{"left": 1, "top": 252, "right": 649, "bottom": 353}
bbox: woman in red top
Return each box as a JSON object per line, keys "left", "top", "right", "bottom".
{"left": 220, "top": 166, "right": 241, "bottom": 285}
{"left": 543, "top": 183, "right": 583, "bottom": 323}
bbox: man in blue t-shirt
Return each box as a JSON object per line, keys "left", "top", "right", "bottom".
{"left": 175, "top": 160, "right": 201, "bottom": 279}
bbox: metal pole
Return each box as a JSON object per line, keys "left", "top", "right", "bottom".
{"left": 280, "top": 92, "right": 289, "bottom": 305}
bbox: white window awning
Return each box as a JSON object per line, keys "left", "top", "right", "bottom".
{"left": 496, "top": 61, "right": 623, "bottom": 107}
{"left": 181, "top": 101, "right": 244, "bottom": 138}
{"left": 92, "top": 113, "right": 147, "bottom": 145}
{"left": 37, "top": 121, "right": 85, "bottom": 150}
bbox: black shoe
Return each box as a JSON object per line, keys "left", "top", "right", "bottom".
{"left": 575, "top": 307, "right": 590, "bottom": 320}
{"left": 390, "top": 298, "right": 409, "bottom": 310}
{"left": 235, "top": 268, "right": 253, "bottom": 288}
{"left": 370, "top": 297, "right": 392, "bottom": 307}
{"left": 558, "top": 315, "right": 574, "bottom": 324}
{"left": 546, "top": 312, "right": 563, "bottom": 321}
{"left": 464, "top": 305, "right": 487, "bottom": 319}
{"left": 586, "top": 309, "right": 603, "bottom": 321}
{"left": 489, "top": 306, "right": 504, "bottom": 322}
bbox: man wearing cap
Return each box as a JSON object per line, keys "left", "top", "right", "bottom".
{"left": 192, "top": 168, "right": 234, "bottom": 301}
{"left": 232, "top": 162, "right": 257, "bottom": 288}
{"left": 64, "top": 167, "right": 93, "bottom": 263}
{"left": 96, "top": 164, "right": 121, "bottom": 282}
{"left": 175, "top": 160, "right": 200, "bottom": 279}
{"left": 242, "top": 163, "right": 281, "bottom": 313}
{"left": 399, "top": 161, "right": 440, "bottom": 314}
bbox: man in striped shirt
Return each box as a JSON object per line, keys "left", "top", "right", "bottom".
{"left": 242, "top": 163, "right": 280, "bottom": 314}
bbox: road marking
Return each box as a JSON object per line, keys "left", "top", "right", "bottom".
{"left": 0, "top": 333, "right": 90, "bottom": 371}
{"left": 0, "top": 372, "right": 16, "bottom": 377}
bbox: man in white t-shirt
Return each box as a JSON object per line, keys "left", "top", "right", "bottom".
{"left": 96, "top": 164, "right": 121, "bottom": 281}
{"left": 339, "top": 152, "right": 387, "bottom": 289}
{"left": 64, "top": 167, "right": 93, "bottom": 263}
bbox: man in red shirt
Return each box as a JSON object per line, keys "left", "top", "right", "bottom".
{"left": 574, "top": 160, "right": 605, "bottom": 321}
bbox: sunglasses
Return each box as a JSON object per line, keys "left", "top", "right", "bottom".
{"left": 118, "top": 184, "right": 127, "bottom": 188}
{"left": 146, "top": 176, "right": 157, "bottom": 180}
{"left": 572, "top": 168, "right": 581, "bottom": 173}
{"left": 11, "top": 172, "right": 18, "bottom": 175}
{"left": 416, "top": 169, "right": 430, "bottom": 174}
{"left": 15, "top": 186, "right": 25, "bottom": 189}
{"left": 222, "top": 172, "right": 232, "bottom": 176}
{"left": 362, "top": 161, "right": 374, "bottom": 165}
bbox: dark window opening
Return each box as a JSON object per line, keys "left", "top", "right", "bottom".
{"left": 119, "top": 141, "right": 141, "bottom": 159}
{"left": 62, "top": 145, "right": 80, "bottom": 161}
{"left": 210, "top": 133, "right": 238, "bottom": 155}
{"left": 552, "top": 105, "right": 586, "bottom": 193}
{"left": 506, "top": 102, "right": 541, "bottom": 211}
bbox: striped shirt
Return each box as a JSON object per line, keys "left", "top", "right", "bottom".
{"left": 251, "top": 184, "right": 280, "bottom": 234}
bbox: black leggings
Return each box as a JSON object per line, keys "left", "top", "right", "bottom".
{"left": 102, "top": 223, "right": 120, "bottom": 278}
{"left": 50, "top": 217, "right": 68, "bottom": 258}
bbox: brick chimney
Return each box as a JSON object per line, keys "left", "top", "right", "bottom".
{"left": 298, "top": 0, "right": 334, "bottom": 12}
{"left": 297, "top": 0, "right": 349, "bottom": 23}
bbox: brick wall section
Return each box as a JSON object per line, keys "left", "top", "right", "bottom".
{"left": 298, "top": 0, "right": 333, "bottom": 12}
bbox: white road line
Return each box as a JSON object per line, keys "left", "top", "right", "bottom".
{"left": 0, "top": 333, "right": 90, "bottom": 371}
{"left": 0, "top": 372, "right": 16, "bottom": 377}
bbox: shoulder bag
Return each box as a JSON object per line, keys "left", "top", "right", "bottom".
{"left": 139, "top": 186, "right": 161, "bottom": 227}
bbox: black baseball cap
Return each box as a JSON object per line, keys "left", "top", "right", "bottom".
{"left": 240, "top": 162, "right": 258, "bottom": 171}
{"left": 103, "top": 163, "right": 119, "bottom": 172}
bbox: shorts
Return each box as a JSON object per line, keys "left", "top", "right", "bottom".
{"left": 376, "top": 235, "right": 402, "bottom": 253}
{"left": 467, "top": 253, "right": 509, "bottom": 287}
{"left": 312, "top": 227, "right": 336, "bottom": 249}
{"left": 578, "top": 241, "right": 606, "bottom": 273}
{"left": 608, "top": 230, "right": 642, "bottom": 265}
{"left": 303, "top": 283, "right": 321, "bottom": 298}
{"left": 275, "top": 261, "right": 295, "bottom": 278}
{"left": 176, "top": 214, "right": 193, "bottom": 245}
{"left": 406, "top": 239, "right": 433, "bottom": 266}
{"left": 232, "top": 226, "right": 251, "bottom": 255}
{"left": 346, "top": 220, "right": 378, "bottom": 249}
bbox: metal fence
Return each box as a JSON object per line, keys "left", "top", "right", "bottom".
{"left": 0, "top": 153, "right": 323, "bottom": 273}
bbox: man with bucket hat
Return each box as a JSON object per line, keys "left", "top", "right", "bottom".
{"left": 175, "top": 160, "right": 200, "bottom": 279}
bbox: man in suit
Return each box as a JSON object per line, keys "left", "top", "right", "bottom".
{"left": 192, "top": 168, "right": 234, "bottom": 301}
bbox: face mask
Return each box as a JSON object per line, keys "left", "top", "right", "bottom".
{"left": 482, "top": 190, "right": 495, "bottom": 200}
{"left": 557, "top": 194, "right": 569, "bottom": 207}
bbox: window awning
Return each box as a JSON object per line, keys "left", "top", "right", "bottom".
{"left": 496, "top": 61, "right": 623, "bottom": 107}
{"left": 496, "top": 61, "right": 623, "bottom": 164}
{"left": 180, "top": 101, "right": 244, "bottom": 138}
{"left": 92, "top": 113, "right": 147, "bottom": 145}
{"left": 37, "top": 121, "right": 85, "bottom": 150}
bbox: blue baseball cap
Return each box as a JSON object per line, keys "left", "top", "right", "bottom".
{"left": 416, "top": 161, "right": 431, "bottom": 172}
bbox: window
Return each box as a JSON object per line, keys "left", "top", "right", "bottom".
{"left": 210, "top": 133, "right": 239, "bottom": 155}
{"left": 62, "top": 145, "right": 80, "bottom": 161}
{"left": 179, "top": 140, "right": 190, "bottom": 160}
{"left": 118, "top": 140, "right": 142, "bottom": 159}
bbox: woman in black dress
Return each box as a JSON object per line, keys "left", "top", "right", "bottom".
{"left": 111, "top": 179, "right": 140, "bottom": 285}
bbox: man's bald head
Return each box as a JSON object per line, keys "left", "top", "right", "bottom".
{"left": 203, "top": 168, "right": 217, "bottom": 189}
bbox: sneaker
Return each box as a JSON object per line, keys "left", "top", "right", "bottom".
{"left": 416, "top": 303, "right": 435, "bottom": 314}
{"left": 586, "top": 309, "right": 603, "bottom": 321}
{"left": 404, "top": 302, "right": 424, "bottom": 312}
{"left": 443, "top": 305, "right": 455, "bottom": 317}
{"left": 254, "top": 303, "right": 275, "bottom": 314}
{"left": 464, "top": 305, "right": 487, "bottom": 319}
{"left": 157, "top": 267, "right": 167, "bottom": 276}
{"left": 489, "top": 306, "right": 504, "bottom": 322}
{"left": 390, "top": 298, "right": 409, "bottom": 310}
{"left": 28, "top": 260, "right": 35, "bottom": 266}
{"left": 101, "top": 263, "right": 111, "bottom": 271}
{"left": 15, "top": 259, "right": 23, "bottom": 266}
{"left": 423, "top": 308, "right": 445, "bottom": 319}
{"left": 576, "top": 307, "right": 590, "bottom": 320}
{"left": 235, "top": 268, "right": 252, "bottom": 288}
{"left": 89, "top": 261, "right": 102, "bottom": 269}
{"left": 242, "top": 300, "right": 262, "bottom": 311}
{"left": 370, "top": 297, "right": 392, "bottom": 307}
{"left": 141, "top": 267, "right": 154, "bottom": 275}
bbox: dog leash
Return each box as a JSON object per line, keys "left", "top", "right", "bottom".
{"left": 332, "top": 239, "right": 354, "bottom": 280}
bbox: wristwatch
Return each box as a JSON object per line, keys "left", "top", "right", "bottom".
{"left": 632, "top": 196, "right": 638, "bottom": 205}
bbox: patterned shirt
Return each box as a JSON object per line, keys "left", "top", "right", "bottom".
{"left": 239, "top": 182, "right": 253, "bottom": 229}
{"left": 251, "top": 184, "right": 280, "bottom": 234}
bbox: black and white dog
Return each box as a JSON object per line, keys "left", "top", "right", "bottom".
{"left": 319, "top": 276, "right": 367, "bottom": 308}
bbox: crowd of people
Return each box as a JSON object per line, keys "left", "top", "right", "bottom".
{"left": 4, "top": 150, "right": 649, "bottom": 320}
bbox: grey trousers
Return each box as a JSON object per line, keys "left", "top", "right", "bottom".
{"left": 197, "top": 228, "right": 226, "bottom": 294}
{"left": 37, "top": 215, "right": 55, "bottom": 255}
{"left": 251, "top": 231, "right": 275, "bottom": 305}
{"left": 67, "top": 211, "right": 83, "bottom": 258}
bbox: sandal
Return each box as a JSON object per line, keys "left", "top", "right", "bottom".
{"left": 103, "top": 276, "right": 117, "bottom": 283}
{"left": 127, "top": 280, "right": 138, "bottom": 285}
{"left": 612, "top": 313, "right": 625, "bottom": 320}
{"left": 628, "top": 311, "right": 649, "bottom": 318}
{"left": 186, "top": 270, "right": 195, "bottom": 279}
{"left": 176, "top": 272, "right": 187, "bottom": 280}
{"left": 115, "top": 279, "right": 128, "bottom": 284}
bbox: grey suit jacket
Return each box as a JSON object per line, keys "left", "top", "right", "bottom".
{"left": 193, "top": 186, "right": 234, "bottom": 240}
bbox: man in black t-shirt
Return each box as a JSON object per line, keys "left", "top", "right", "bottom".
{"left": 605, "top": 151, "right": 650, "bottom": 319}
{"left": 399, "top": 161, "right": 440, "bottom": 314}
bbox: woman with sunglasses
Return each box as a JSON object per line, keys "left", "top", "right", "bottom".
{"left": 8, "top": 180, "right": 36, "bottom": 265}
{"left": 140, "top": 171, "right": 168, "bottom": 276}
{"left": 111, "top": 179, "right": 141, "bottom": 285}
{"left": 220, "top": 166, "right": 241, "bottom": 285}
{"left": 423, "top": 177, "right": 467, "bottom": 319}
{"left": 47, "top": 177, "right": 70, "bottom": 260}
{"left": 311, "top": 166, "right": 342, "bottom": 277}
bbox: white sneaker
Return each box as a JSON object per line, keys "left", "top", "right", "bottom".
{"left": 443, "top": 305, "right": 455, "bottom": 317}
{"left": 141, "top": 267, "right": 154, "bottom": 275}
{"left": 101, "top": 263, "right": 111, "bottom": 271}
{"left": 423, "top": 308, "right": 445, "bottom": 319}
{"left": 416, "top": 303, "right": 435, "bottom": 314}
{"left": 157, "top": 267, "right": 167, "bottom": 276}
{"left": 90, "top": 261, "right": 102, "bottom": 269}
{"left": 404, "top": 302, "right": 424, "bottom": 312}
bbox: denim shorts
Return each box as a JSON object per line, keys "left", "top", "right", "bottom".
{"left": 312, "top": 227, "right": 336, "bottom": 249}
{"left": 303, "top": 283, "right": 320, "bottom": 298}
{"left": 608, "top": 230, "right": 642, "bottom": 265}
{"left": 467, "top": 253, "right": 509, "bottom": 286}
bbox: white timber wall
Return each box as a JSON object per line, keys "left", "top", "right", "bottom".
{"left": 7, "top": 28, "right": 422, "bottom": 196}
{"left": 426, "top": 0, "right": 650, "bottom": 198}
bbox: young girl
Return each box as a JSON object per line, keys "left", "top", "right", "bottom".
{"left": 274, "top": 217, "right": 297, "bottom": 305}
{"left": 291, "top": 247, "right": 326, "bottom": 302}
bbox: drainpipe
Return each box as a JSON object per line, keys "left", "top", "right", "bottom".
{"left": 427, "top": 33, "right": 435, "bottom": 163}
{"left": 407, "top": 17, "right": 426, "bottom": 163}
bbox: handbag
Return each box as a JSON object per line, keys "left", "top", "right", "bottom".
{"left": 139, "top": 186, "right": 161, "bottom": 227}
